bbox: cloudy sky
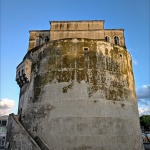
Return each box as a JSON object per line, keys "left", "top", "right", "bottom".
{"left": 0, "top": 0, "right": 149, "bottom": 116}
{"left": 137, "top": 85, "right": 150, "bottom": 115}
{"left": 0, "top": 98, "right": 16, "bottom": 116}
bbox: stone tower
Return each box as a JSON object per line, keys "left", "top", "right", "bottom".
{"left": 7, "top": 20, "right": 144, "bottom": 150}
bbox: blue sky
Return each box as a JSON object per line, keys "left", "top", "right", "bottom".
{"left": 0, "top": 0, "right": 149, "bottom": 116}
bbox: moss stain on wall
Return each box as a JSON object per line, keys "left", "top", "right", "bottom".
{"left": 31, "top": 39, "right": 132, "bottom": 102}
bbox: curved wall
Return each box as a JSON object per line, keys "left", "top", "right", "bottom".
{"left": 19, "top": 39, "right": 143, "bottom": 150}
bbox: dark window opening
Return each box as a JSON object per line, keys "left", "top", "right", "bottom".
{"left": 22, "top": 69, "right": 24, "bottom": 75}
{"left": 105, "top": 36, "right": 110, "bottom": 42}
{"left": 45, "top": 36, "right": 49, "bottom": 42}
{"left": 83, "top": 47, "right": 89, "bottom": 51}
{"left": 2, "top": 140, "right": 5, "bottom": 146}
{"left": 120, "top": 54, "right": 122, "bottom": 57}
{"left": 1, "top": 120, "right": 7, "bottom": 126}
{"left": 114, "top": 36, "right": 119, "bottom": 45}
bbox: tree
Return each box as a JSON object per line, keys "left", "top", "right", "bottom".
{"left": 140, "top": 115, "right": 150, "bottom": 131}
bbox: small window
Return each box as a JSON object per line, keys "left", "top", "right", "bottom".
{"left": 1, "top": 120, "right": 7, "bottom": 126}
{"left": 114, "top": 36, "right": 119, "bottom": 45}
{"left": 2, "top": 140, "right": 5, "bottom": 146}
{"left": 105, "top": 36, "right": 110, "bottom": 42}
{"left": 83, "top": 47, "right": 89, "bottom": 51}
{"left": 22, "top": 69, "right": 24, "bottom": 75}
{"left": 45, "top": 36, "right": 49, "bottom": 42}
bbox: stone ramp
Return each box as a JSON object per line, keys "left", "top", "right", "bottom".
{"left": 6, "top": 114, "right": 45, "bottom": 150}
{"left": 35, "top": 136, "right": 49, "bottom": 150}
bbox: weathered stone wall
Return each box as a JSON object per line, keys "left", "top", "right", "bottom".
{"left": 28, "top": 30, "right": 50, "bottom": 51}
{"left": 17, "top": 39, "right": 144, "bottom": 150}
{"left": 104, "top": 29, "right": 125, "bottom": 46}
{"left": 6, "top": 114, "right": 41, "bottom": 150}
{"left": 50, "top": 30, "right": 105, "bottom": 41}
{"left": 50, "top": 21, "right": 104, "bottom": 31}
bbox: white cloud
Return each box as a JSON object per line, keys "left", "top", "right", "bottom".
{"left": 137, "top": 85, "right": 150, "bottom": 116}
{"left": 138, "top": 107, "right": 150, "bottom": 116}
{"left": 0, "top": 98, "right": 16, "bottom": 116}
{"left": 137, "top": 85, "right": 150, "bottom": 99}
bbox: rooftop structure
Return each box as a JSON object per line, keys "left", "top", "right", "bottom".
{"left": 28, "top": 20, "right": 125, "bottom": 51}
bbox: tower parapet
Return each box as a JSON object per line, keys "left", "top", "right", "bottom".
{"left": 28, "top": 20, "right": 126, "bottom": 51}
{"left": 50, "top": 20, "right": 125, "bottom": 47}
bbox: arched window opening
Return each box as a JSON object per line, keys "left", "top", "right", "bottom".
{"left": 45, "top": 36, "right": 49, "bottom": 43}
{"left": 105, "top": 36, "right": 110, "bottom": 42}
{"left": 22, "top": 69, "right": 24, "bottom": 75}
{"left": 114, "top": 36, "right": 119, "bottom": 45}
